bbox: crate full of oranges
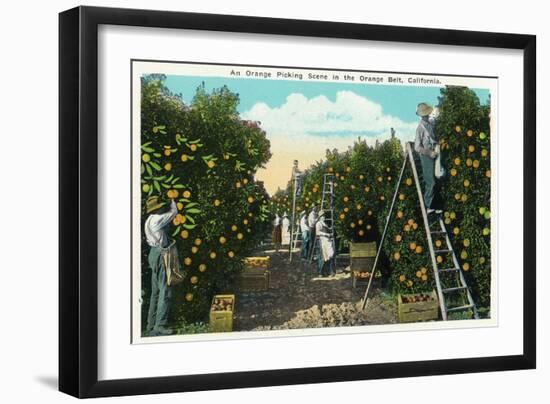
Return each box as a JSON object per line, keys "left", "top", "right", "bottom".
{"left": 209, "top": 294, "right": 235, "bottom": 333}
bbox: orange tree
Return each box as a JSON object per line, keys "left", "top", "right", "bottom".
{"left": 140, "top": 75, "right": 272, "bottom": 326}
{"left": 436, "top": 86, "right": 491, "bottom": 309}
{"left": 382, "top": 157, "right": 435, "bottom": 295}
{"left": 270, "top": 189, "right": 293, "bottom": 216}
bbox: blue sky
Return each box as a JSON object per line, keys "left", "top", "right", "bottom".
{"left": 162, "top": 74, "right": 490, "bottom": 193}
{"left": 165, "top": 75, "right": 489, "bottom": 123}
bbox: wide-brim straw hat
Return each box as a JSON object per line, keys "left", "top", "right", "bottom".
{"left": 146, "top": 195, "right": 166, "bottom": 213}
{"left": 416, "top": 102, "right": 433, "bottom": 117}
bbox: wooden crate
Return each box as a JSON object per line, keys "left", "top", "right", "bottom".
{"left": 350, "top": 256, "right": 375, "bottom": 271}
{"left": 349, "top": 242, "right": 376, "bottom": 272}
{"left": 351, "top": 270, "right": 371, "bottom": 288}
{"left": 349, "top": 241, "right": 377, "bottom": 258}
{"left": 209, "top": 294, "right": 235, "bottom": 332}
{"left": 351, "top": 269, "right": 383, "bottom": 288}
{"left": 397, "top": 290, "right": 439, "bottom": 323}
{"left": 236, "top": 267, "right": 270, "bottom": 292}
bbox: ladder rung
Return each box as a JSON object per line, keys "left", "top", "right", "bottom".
{"left": 431, "top": 230, "right": 447, "bottom": 234}
{"left": 442, "top": 286, "right": 467, "bottom": 293}
{"left": 434, "top": 249, "right": 452, "bottom": 254}
{"left": 446, "top": 304, "right": 474, "bottom": 313}
{"left": 439, "top": 267, "right": 459, "bottom": 273}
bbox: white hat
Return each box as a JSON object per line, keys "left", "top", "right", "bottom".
{"left": 416, "top": 102, "right": 433, "bottom": 117}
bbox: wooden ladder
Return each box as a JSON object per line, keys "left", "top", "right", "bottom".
{"left": 290, "top": 218, "right": 302, "bottom": 252}
{"left": 288, "top": 165, "right": 302, "bottom": 262}
{"left": 362, "top": 142, "right": 478, "bottom": 320}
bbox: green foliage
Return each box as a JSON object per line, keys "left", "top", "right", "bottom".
{"left": 174, "top": 321, "right": 211, "bottom": 335}
{"left": 140, "top": 76, "right": 272, "bottom": 326}
{"left": 436, "top": 86, "right": 491, "bottom": 307}
{"left": 382, "top": 161, "right": 435, "bottom": 295}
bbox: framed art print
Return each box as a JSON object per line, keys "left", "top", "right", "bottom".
{"left": 59, "top": 6, "right": 536, "bottom": 398}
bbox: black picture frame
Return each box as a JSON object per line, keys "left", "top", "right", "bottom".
{"left": 59, "top": 5, "right": 536, "bottom": 398}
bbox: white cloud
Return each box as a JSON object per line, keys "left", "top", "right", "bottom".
{"left": 242, "top": 91, "right": 417, "bottom": 139}
{"left": 242, "top": 91, "right": 418, "bottom": 194}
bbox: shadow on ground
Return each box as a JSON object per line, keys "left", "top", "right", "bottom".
{"left": 35, "top": 375, "right": 58, "bottom": 390}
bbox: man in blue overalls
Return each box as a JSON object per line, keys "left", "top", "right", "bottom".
{"left": 414, "top": 102, "right": 442, "bottom": 214}
{"left": 144, "top": 196, "right": 177, "bottom": 336}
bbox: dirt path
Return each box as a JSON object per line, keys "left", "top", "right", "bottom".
{"left": 233, "top": 245, "right": 397, "bottom": 331}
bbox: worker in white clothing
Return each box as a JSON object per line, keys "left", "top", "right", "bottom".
{"left": 299, "top": 210, "right": 310, "bottom": 260}
{"left": 272, "top": 213, "right": 282, "bottom": 252}
{"left": 281, "top": 212, "right": 291, "bottom": 246}
{"left": 144, "top": 196, "right": 178, "bottom": 336}
{"left": 307, "top": 204, "right": 318, "bottom": 260}
{"left": 315, "top": 210, "right": 335, "bottom": 277}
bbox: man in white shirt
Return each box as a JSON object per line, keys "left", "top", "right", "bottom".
{"left": 144, "top": 196, "right": 177, "bottom": 336}
{"left": 307, "top": 204, "right": 318, "bottom": 260}
{"left": 299, "top": 211, "right": 310, "bottom": 259}
{"left": 281, "top": 212, "right": 291, "bottom": 246}
{"left": 315, "top": 211, "right": 335, "bottom": 277}
{"left": 307, "top": 204, "right": 317, "bottom": 229}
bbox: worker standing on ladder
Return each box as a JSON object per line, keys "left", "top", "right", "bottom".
{"left": 414, "top": 102, "right": 442, "bottom": 214}
{"left": 299, "top": 210, "right": 310, "bottom": 260}
{"left": 316, "top": 210, "right": 335, "bottom": 277}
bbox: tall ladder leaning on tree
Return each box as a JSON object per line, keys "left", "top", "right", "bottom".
{"left": 361, "top": 142, "right": 478, "bottom": 321}
{"left": 309, "top": 173, "right": 337, "bottom": 265}
{"left": 289, "top": 214, "right": 302, "bottom": 261}
{"left": 289, "top": 161, "right": 302, "bottom": 262}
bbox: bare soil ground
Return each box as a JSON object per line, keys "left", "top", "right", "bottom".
{"left": 233, "top": 245, "right": 397, "bottom": 331}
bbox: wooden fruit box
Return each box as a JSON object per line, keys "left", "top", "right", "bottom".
{"left": 397, "top": 290, "right": 439, "bottom": 323}
{"left": 236, "top": 267, "right": 270, "bottom": 292}
{"left": 352, "top": 270, "right": 371, "bottom": 288}
{"left": 349, "top": 242, "right": 376, "bottom": 271}
{"left": 349, "top": 241, "right": 377, "bottom": 258}
{"left": 351, "top": 270, "right": 381, "bottom": 288}
{"left": 350, "top": 257, "right": 375, "bottom": 271}
{"left": 209, "top": 294, "right": 235, "bottom": 333}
